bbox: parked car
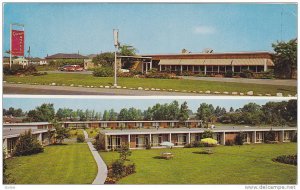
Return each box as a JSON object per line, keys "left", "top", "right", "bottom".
{"left": 58, "top": 65, "right": 84, "bottom": 72}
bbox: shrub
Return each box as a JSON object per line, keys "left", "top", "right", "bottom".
{"left": 192, "top": 141, "right": 201, "bottom": 147}
{"left": 111, "top": 159, "right": 125, "bottom": 178}
{"left": 146, "top": 72, "right": 178, "bottom": 79}
{"left": 225, "top": 139, "right": 234, "bottom": 146}
{"left": 93, "top": 133, "right": 106, "bottom": 151}
{"left": 264, "top": 130, "right": 276, "bottom": 143}
{"left": 202, "top": 130, "right": 213, "bottom": 139}
{"left": 76, "top": 134, "right": 85, "bottom": 143}
{"left": 240, "top": 70, "right": 254, "bottom": 78}
{"left": 224, "top": 70, "right": 234, "bottom": 78}
{"left": 124, "top": 164, "right": 136, "bottom": 175}
{"left": 118, "top": 144, "right": 132, "bottom": 161}
{"left": 235, "top": 133, "right": 244, "bottom": 145}
{"left": 259, "top": 70, "right": 274, "bottom": 79}
{"left": 273, "top": 154, "right": 297, "bottom": 166}
{"left": 13, "top": 130, "right": 44, "bottom": 156}
{"left": 145, "top": 144, "right": 151, "bottom": 150}
{"left": 4, "top": 65, "right": 38, "bottom": 76}
{"left": 184, "top": 143, "right": 192, "bottom": 148}
{"left": 93, "top": 67, "right": 114, "bottom": 77}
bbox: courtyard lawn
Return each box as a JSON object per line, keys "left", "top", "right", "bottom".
{"left": 4, "top": 73, "right": 296, "bottom": 96}
{"left": 100, "top": 143, "right": 297, "bottom": 184}
{"left": 6, "top": 143, "right": 97, "bottom": 184}
{"left": 86, "top": 128, "right": 100, "bottom": 138}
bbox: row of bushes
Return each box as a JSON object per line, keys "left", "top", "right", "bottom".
{"left": 4, "top": 65, "right": 48, "bottom": 76}
{"left": 184, "top": 141, "right": 216, "bottom": 148}
{"left": 272, "top": 154, "right": 297, "bottom": 166}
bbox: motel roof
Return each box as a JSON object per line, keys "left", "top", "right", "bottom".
{"left": 62, "top": 120, "right": 202, "bottom": 124}
{"left": 100, "top": 126, "right": 297, "bottom": 135}
{"left": 45, "top": 53, "right": 88, "bottom": 59}
{"left": 3, "top": 122, "right": 51, "bottom": 127}
{"left": 3, "top": 128, "right": 51, "bottom": 139}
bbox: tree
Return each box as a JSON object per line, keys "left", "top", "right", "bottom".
{"left": 178, "top": 101, "right": 189, "bottom": 124}
{"left": 118, "top": 143, "right": 132, "bottom": 161}
{"left": 3, "top": 107, "right": 24, "bottom": 117}
{"left": 27, "top": 103, "right": 55, "bottom": 122}
{"left": 119, "top": 44, "right": 137, "bottom": 56}
{"left": 168, "top": 101, "right": 180, "bottom": 120}
{"left": 52, "top": 120, "right": 70, "bottom": 144}
{"left": 92, "top": 52, "right": 115, "bottom": 67}
{"left": 13, "top": 130, "right": 44, "bottom": 156}
{"left": 229, "top": 107, "right": 234, "bottom": 112}
{"left": 272, "top": 39, "right": 297, "bottom": 79}
{"left": 103, "top": 110, "right": 110, "bottom": 121}
{"left": 202, "top": 130, "right": 214, "bottom": 139}
{"left": 109, "top": 109, "right": 117, "bottom": 121}
{"left": 196, "top": 103, "right": 215, "bottom": 127}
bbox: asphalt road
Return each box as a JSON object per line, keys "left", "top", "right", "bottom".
{"left": 3, "top": 83, "right": 202, "bottom": 96}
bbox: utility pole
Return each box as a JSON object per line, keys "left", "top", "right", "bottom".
{"left": 113, "top": 29, "right": 119, "bottom": 87}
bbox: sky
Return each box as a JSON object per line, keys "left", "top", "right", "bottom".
{"left": 3, "top": 97, "right": 287, "bottom": 113}
{"left": 3, "top": 3, "right": 297, "bottom": 58}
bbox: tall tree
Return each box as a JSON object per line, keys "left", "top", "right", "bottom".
{"left": 196, "top": 103, "right": 215, "bottom": 127}
{"left": 272, "top": 39, "right": 297, "bottom": 79}
{"left": 27, "top": 103, "right": 55, "bottom": 122}
{"left": 92, "top": 52, "right": 114, "bottom": 67}
{"left": 178, "top": 101, "right": 189, "bottom": 123}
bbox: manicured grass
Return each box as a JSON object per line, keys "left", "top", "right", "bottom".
{"left": 100, "top": 143, "right": 297, "bottom": 184}
{"left": 35, "top": 65, "right": 58, "bottom": 71}
{"left": 6, "top": 143, "right": 97, "bottom": 184}
{"left": 4, "top": 73, "right": 296, "bottom": 96}
{"left": 86, "top": 128, "right": 99, "bottom": 138}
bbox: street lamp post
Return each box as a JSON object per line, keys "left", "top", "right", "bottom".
{"left": 113, "top": 29, "right": 119, "bottom": 87}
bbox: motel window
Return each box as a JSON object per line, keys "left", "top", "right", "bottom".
{"left": 284, "top": 131, "right": 291, "bottom": 141}
{"left": 206, "top": 66, "right": 213, "bottom": 72}
{"left": 234, "top": 66, "right": 241, "bottom": 72}
{"left": 109, "top": 136, "right": 121, "bottom": 150}
{"left": 256, "top": 132, "right": 264, "bottom": 143}
{"left": 249, "top": 66, "right": 256, "bottom": 72}
{"left": 188, "top": 66, "right": 193, "bottom": 71}
{"left": 101, "top": 123, "right": 108, "bottom": 128}
{"left": 241, "top": 66, "right": 248, "bottom": 71}
{"left": 135, "top": 135, "right": 146, "bottom": 148}
{"left": 169, "top": 122, "right": 175, "bottom": 128}
{"left": 182, "top": 65, "right": 188, "bottom": 71}
{"left": 242, "top": 133, "right": 249, "bottom": 143}
{"left": 7, "top": 138, "right": 17, "bottom": 154}
{"left": 226, "top": 66, "right": 232, "bottom": 71}
{"left": 171, "top": 65, "right": 176, "bottom": 71}
{"left": 152, "top": 122, "right": 159, "bottom": 128}
{"left": 257, "top": 66, "right": 264, "bottom": 72}
{"left": 136, "top": 122, "right": 143, "bottom": 128}
{"left": 176, "top": 65, "right": 181, "bottom": 71}
{"left": 177, "top": 134, "right": 187, "bottom": 145}
{"left": 219, "top": 66, "right": 226, "bottom": 73}
{"left": 195, "top": 134, "right": 201, "bottom": 142}
{"left": 194, "top": 66, "right": 200, "bottom": 72}
{"left": 200, "top": 66, "right": 205, "bottom": 72}
{"left": 118, "top": 123, "right": 126, "bottom": 128}
{"left": 212, "top": 66, "right": 218, "bottom": 72}
{"left": 152, "top": 135, "right": 161, "bottom": 146}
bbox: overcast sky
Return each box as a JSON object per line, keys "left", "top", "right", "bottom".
{"left": 3, "top": 98, "right": 290, "bottom": 113}
{"left": 3, "top": 3, "right": 297, "bottom": 58}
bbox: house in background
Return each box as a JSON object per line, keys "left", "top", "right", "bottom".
{"left": 45, "top": 53, "right": 88, "bottom": 65}
{"left": 12, "top": 57, "right": 28, "bottom": 67}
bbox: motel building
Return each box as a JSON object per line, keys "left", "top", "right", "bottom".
{"left": 119, "top": 51, "right": 275, "bottom": 75}
{"left": 60, "top": 120, "right": 296, "bottom": 151}
{"left": 3, "top": 120, "right": 296, "bottom": 154}
{"left": 3, "top": 122, "right": 54, "bottom": 157}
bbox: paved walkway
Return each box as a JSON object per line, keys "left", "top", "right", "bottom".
{"left": 181, "top": 76, "right": 297, "bottom": 86}
{"left": 84, "top": 130, "right": 107, "bottom": 185}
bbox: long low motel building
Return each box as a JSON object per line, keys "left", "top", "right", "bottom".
{"left": 137, "top": 51, "right": 274, "bottom": 75}
{"left": 100, "top": 126, "right": 296, "bottom": 150}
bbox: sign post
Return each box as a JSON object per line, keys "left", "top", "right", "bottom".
{"left": 113, "top": 29, "right": 119, "bottom": 87}
{"left": 10, "top": 23, "right": 25, "bottom": 69}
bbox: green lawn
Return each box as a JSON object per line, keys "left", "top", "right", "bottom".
{"left": 6, "top": 143, "right": 97, "bottom": 184}
{"left": 100, "top": 143, "right": 297, "bottom": 184}
{"left": 4, "top": 73, "right": 296, "bottom": 96}
{"left": 86, "top": 128, "right": 99, "bottom": 138}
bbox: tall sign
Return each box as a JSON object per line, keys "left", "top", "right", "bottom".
{"left": 113, "top": 29, "right": 119, "bottom": 87}
{"left": 11, "top": 30, "right": 25, "bottom": 56}
{"left": 10, "top": 23, "right": 25, "bottom": 69}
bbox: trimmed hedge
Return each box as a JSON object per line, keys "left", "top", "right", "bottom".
{"left": 273, "top": 154, "right": 297, "bottom": 166}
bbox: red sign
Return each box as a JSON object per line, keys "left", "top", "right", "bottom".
{"left": 11, "top": 30, "right": 25, "bottom": 56}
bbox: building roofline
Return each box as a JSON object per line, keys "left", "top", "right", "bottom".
{"left": 140, "top": 51, "right": 274, "bottom": 57}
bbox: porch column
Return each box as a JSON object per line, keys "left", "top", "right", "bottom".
{"left": 180, "top": 65, "right": 183, "bottom": 74}
{"left": 142, "top": 62, "right": 144, "bottom": 74}
{"left": 159, "top": 65, "right": 161, "bottom": 72}
{"left": 105, "top": 135, "right": 108, "bottom": 151}
{"left": 256, "top": 66, "right": 258, "bottom": 73}
{"left": 149, "top": 133, "right": 152, "bottom": 146}
{"left": 146, "top": 63, "right": 148, "bottom": 74}
{"left": 188, "top": 133, "right": 191, "bottom": 144}
{"left": 232, "top": 65, "right": 234, "bottom": 72}
{"left": 222, "top": 132, "right": 226, "bottom": 145}
{"left": 204, "top": 65, "right": 207, "bottom": 75}
{"left": 264, "top": 59, "right": 268, "bottom": 71}
{"left": 248, "top": 66, "right": 250, "bottom": 70}
{"left": 217, "top": 66, "right": 220, "bottom": 73}
{"left": 279, "top": 130, "right": 284, "bottom": 142}
{"left": 169, "top": 133, "right": 172, "bottom": 142}
{"left": 192, "top": 66, "right": 194, "bottom": 73}
{"left": 252, "top": 131, "right": 256, "bottom": 143}
{"left": 128, "top": 134, "right": 131, "bottom": 148}
{"left": 37, "top": 133, "right": 42, "bottom": 144}
{"left": 150, "top": 60, "right": 153, "bottom": 70}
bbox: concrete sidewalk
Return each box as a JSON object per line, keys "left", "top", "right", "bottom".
{"left": 84, "top": 130, "right": 107, "bottom": 185}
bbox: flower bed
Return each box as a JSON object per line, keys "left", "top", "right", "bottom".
{"left": 272, "top": 154, "right": 297, "bottom": 166}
